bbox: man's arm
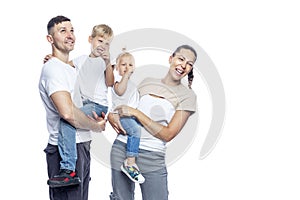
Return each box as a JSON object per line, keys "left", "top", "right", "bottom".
{"left": 51, "top": 91, "right": 105, "bottom": 132}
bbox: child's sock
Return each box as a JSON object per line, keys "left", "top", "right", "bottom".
{"left": 125, "top": 157, "right": 137, "bottom": 167}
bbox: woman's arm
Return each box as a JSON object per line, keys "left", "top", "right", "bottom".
{"left": 114, "top": 105, "right": 192, "bottom": 142}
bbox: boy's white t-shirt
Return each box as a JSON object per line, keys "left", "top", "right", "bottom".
{"left": 72, "top": 55, "right": 109, "bottom": 106}
{"left": 116, "top": 77, "right": 197, "bottom": 153}
{"left": 39, "top": 57, "right": 92, "bottom": 145}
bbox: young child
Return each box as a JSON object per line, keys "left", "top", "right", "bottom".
{"left": 47, "top": 24, "right": 114, "bottom": 188}
{"left": 111, "top": 51, "right": 145, "bottom": 184}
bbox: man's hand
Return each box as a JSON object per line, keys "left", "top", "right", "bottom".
{"left": 89, "top": 111, "right": 106, "bottom": 132}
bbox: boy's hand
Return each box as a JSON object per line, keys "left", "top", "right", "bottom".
{"left": 43, "top": 54, "right": 53, "bottom": 64}
{"left": 101, "top": 49, "right": 110, "bottom": 66}
{"left": 43, "top": 54, "right": 74, "bottom": 67}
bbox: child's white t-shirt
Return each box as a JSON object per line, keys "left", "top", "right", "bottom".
{"left": 111, "top": 72, "right": 139, "bottom": 109}
{"left": 73, "top": 55, "right": 109, "bottom": 106}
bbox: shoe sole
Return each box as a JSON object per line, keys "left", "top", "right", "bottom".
{"left": 120, "top": 165, "right": 145, "bottom": 184}
{"left": 48, "top": 178, "right": 81, "bottom": 188}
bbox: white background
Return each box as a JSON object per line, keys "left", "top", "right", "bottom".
{"left": 1, "top": 0, "right": 299, "bottom": 199}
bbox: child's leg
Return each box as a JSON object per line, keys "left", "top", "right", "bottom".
{"left": 81, "top": 100, "right": 108, "bottom": 118}
{"left": 57, "top": 101, "right": 107, "bottom": 171}
{"left": 58, "top": 118, "right": 77, "bottom": 171}
{"left": 48, "top": 119, "right": 80, "bottom": 187}
{"left": 49, "top": 101, "right": 108, "bottom": 188}
{"left": 120, "top": 117, "right": 141, "bottom": 161}
{"left": 119, "top": 117, "right": 145, "bottom": 184}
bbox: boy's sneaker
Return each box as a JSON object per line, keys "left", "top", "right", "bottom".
{"left": 121, "top": 160, "right": 145, "bottom": 184}
{"left": 47, "top": 169, "right": 81, "bottom": 188}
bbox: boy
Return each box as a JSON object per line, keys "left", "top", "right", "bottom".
{"left": 47, "top": 24, "right": 114, "bottom": 188}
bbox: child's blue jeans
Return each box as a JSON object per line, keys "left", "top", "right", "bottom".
{"left": 120, "top": 117, "right": 141, "bottom": 158}
{"left": 58, "top": 100, "right": 108, "bottom": 171}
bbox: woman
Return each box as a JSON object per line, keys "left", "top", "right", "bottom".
{"left": 108, "top": 45, "right": 197, "bottom": 200}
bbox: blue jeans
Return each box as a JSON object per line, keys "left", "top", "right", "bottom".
{"left": 58, "top": 100, "right": 108, "bottom": 171}
{"left": 110, "top": 140, "right": 168, "bottom": 200}
{"left": 120, "top": 117, "right": 141, "bottom": 157}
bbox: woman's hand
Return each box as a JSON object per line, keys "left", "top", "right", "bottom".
{"left": 107, "top": 112, "right": 126, "bottom": 134}
{"left": 114, "top": 105, "right": 135, "bottom": 117}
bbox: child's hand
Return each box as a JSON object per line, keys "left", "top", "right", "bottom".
{"left": 43, "top": 54, "right": 53, "bottom": 64}
{"left": 126, "top": 65, "right": 135, "bottom": 74}
{"left": 101, "top": 49, "right": 110, "bottom": 66}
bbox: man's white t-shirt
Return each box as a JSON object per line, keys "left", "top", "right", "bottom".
{"left": 39, "top": 57, "right": 92, "bottom": 145}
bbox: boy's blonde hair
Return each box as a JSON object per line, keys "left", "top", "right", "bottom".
{"left": 91, "top": 24, "right": 113, "bottom": 39}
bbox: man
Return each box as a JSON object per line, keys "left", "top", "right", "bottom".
{"left": 39, "top": 15, "right": 106, "bottom": 200}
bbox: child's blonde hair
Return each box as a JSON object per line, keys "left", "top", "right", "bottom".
{"left": 115, "top": 48, "right": 134, "bottom": 65}
{"left": 116, "top": 53, "right": 133, "bottom": 64}
{"left": 91, "top": 24, "right": 113, "bottom": 39}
